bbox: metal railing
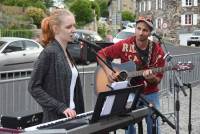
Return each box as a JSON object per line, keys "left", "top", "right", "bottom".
{"left": 0, "top": 53, "right": 200, "bottom": 118}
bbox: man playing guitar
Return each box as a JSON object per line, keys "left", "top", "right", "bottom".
{"left": 96, "top": 16, "right": 165, "bottom": 134}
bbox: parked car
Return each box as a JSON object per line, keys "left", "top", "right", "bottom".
{"left": 0, "top": 37, "right": 43, "bottom": 71}
{"left": 113, "top": 28, "right": 135, "bottom": 43}
{"left": 67, "top": 29, "right": 113, "bottom": 64}
{"left": 113, "top": 28, "right": 154, "bottom": 43}
{"left": 187, "top": 30, "right": 200, "bottom": 47}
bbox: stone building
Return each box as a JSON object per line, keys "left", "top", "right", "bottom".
{"left": 108, "top": 0, "right": 200, "bottom": 43}
{"left": 108, "top": 0, "right": 136, "bottom": 33}
{"left": 135, "top": 0, "right": 200, "bottom": 42}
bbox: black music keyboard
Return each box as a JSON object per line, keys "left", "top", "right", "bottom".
{"left": 24, "top": 111, "right": 93, "bottom": 131}
{"left": 24, "top": 107, "right": 149, "bottom": 134}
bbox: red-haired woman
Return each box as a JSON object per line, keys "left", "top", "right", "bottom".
{"left": 28, "top": 9, "right": 85, "bottom": 123}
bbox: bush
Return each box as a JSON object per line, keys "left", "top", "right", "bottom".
{"left": 0, "top": 29, "right": 33, "bottom": 38}
{"left": 98, "top": 22, "right": 110, "bottom": 38}
{"left": 122, "top": 10, "right": 135, "bottom": 22}
{"left": 25, "top": 7, "right": 46, "bottom": 28}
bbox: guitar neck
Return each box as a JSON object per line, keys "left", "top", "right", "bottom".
{"left": 128, "top": 66, "right": 173, "bottom": 78}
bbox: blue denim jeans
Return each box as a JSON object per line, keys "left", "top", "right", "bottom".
{"left": 125, "top": 92, "right": 160, "bottom": 134}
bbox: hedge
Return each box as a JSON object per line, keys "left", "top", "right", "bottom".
{"left": 0, "top": 29, "right": 33, "bottom": 38}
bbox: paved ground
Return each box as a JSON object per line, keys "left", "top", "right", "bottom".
{"left": 111, "top": 84, "right": 200, "bottom": 134}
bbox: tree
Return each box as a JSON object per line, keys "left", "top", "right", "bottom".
{"left": 0, "top": 0, "right": 54, "bottom": 9}
{"left": 43, "top": 0, "right": 54, "bottom": 8}
{"left": 121, "top": 10, "right": 136, "bottom": 22}
{"left": 25, "top": 7, "right": 46, "bottom": 28}
{"left": 70, "top": 0, "right": 94, "bottom": 26}
{"left": 91, "top": 1, "right": 100, "bottom": 20}
{"left": 96, "top": 0, "right": 109, "bottom": 18}
{"left": 63, "top": 0, "right": 74, "bottom": 5}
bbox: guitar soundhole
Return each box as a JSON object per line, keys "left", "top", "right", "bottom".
{"left": 118, "top": 71, "right": 128, "bottom": 81}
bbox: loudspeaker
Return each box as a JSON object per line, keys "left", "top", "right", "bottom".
{"left": 1, "top": 112, "right": 43, "bottom": 129}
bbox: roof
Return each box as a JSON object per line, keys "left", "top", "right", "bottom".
{"left": 0, "top": 37, "right": 33, "bottom": 43}
{"left": 75, "top": 29, "right": 98, "bottom": 35}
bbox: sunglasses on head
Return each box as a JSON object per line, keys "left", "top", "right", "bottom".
{"left": 138, "top": 16, "right": 153, "bottom": 23}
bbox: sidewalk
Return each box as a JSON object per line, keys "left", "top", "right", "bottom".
{"left": 114, "top": 84, "right": 200, "bottom": 134}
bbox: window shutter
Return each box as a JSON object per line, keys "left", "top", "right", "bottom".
{"left": 139, "top": 2, "right": 141, "bottom": 12}
{"left": 182, "top": 0, "right": 186, "bottom": 7}
{"left": 155, "top": 19, "right": 158, "bottom": 28}
{"left": 156, "top": 0, "right": 158, "bottom": 9}
{"left": 194, "top": 0, "right": 198, "bottom": 6}
{"left": 193, "top": 14, "right": 198, "bottom": 25}
{"left": 161, "top": 0, "right": 163, "bottom": 9}
{"left": 181, "top": 15, "right": 185, "bottom": 25}
{"left": 144, "top": 1, "right": 146, "bottom": 11}
{"left": 148, "top": 1, "right": 151, "bottom": 10}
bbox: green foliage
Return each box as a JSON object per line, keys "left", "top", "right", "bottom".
{"left": 91, "top": 1, "right": 100, "bottom": 20}
{"left": 121, "top": 10, "right": 136, "bottom": 22}
{"left": 43, "top": 0, "right": 54, "bottom": 8}
{"left": 0, "top": 0, "right": 52, "bottom": 9}
{"left": 0, "top": 29, "right": 33, "bottom": 38}
{"left": 25, "top": 7, "right": 46, "bottom": 28}
{"left": 70, "top": 0, "right": 94, "bottom": 26}
{"left": 64, "top": 0, "right": 74, "bottom": 6}
{"left": 96, "top": 0, "right": 109, "bottom": 18}
{"left": 98, "top": 21, "right": 110, "bottom": 38}
{"left": 98, "top": 25, "right": 107, "bottom": 38}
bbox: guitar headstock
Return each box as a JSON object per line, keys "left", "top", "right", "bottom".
{"left": 173, "top": 62, "right": 194, "bottom": 71}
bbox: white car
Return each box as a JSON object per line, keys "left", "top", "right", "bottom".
{"left": 113, "top": 28, "right": 135, "bottom": 43}
{"left": 113, "top": 28, "right": 154, "bottom": 43}
{"left": 187, "top": 30, "right": 200, "bottom": 47}
{"left": 0, "top": 37, "right": 43, "bottom": 71}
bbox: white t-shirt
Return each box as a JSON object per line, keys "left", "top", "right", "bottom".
{"left": 69, "top": 65, "right": 78, "bottom": 109}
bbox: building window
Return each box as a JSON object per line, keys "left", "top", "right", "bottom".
{"left": 143, "top": 1, "right": 146, "bottom": 11}
{"left": 147, "top": 1, "right": 151, "bottom": 10}
{"left": 186, "top": 0, "right": 192, "bottom": 5}
{"left": 158, "top": 18, "right": 162, "bottom": 28}
{"left": 185, "top": 14, "right": 192, "bottom": 24}
{"left": 182, "top": 0, "right": 198, "bottom": 6}
{"left": 139, "top": 2, "right": 142, "bottom": 12}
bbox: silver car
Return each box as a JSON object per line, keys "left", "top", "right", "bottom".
{"left": 0, "top": 37, "right": 43, "bottom": 71}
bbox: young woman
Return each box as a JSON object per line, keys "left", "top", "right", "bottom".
{"left": 28, "top": 9, "right": 84, "bottom": 123}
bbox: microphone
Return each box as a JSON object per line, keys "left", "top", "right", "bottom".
{"left": 73, "top": 33, "right": 102, "bottom": 49}
{"left": 152, "top": 32, "right": 162, "bottom": 40}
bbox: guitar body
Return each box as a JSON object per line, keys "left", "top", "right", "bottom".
{"left": 95, "top": 61, "right": 194, "bottom": 93}
{"left": 95, "top": 61, "right": 136, "bottom": 93}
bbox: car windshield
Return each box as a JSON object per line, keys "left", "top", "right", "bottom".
{"left": 193, "top": 31, "right": 200, "bottom": 36}
{"left": 116, "top": 31, "right": 133, "bottom": 39}
{"left": 0, "top": 41, "right": 6, "bottom": 50}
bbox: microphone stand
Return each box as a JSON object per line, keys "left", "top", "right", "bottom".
{"left": 139, "top": 95, "right": 176, "bottom": 131}
{"left": 155, "top": 36, "right": 187, "bottom": 134}
{"left": 84, "top": 41, "right": 127, "bottom": 82}
{"left": 183, "top": 83, "right": 192, "bottom": 134}
{"left": 80, "top": 40, "right": 116, "bottom": 74}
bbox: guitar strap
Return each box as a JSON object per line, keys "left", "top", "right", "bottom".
{"left": 134, "top": 41, "right": 154, "bottom": 69}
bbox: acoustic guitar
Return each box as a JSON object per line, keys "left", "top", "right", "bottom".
{"left": 95, "top": 61, "right": 194, "bottom": 93}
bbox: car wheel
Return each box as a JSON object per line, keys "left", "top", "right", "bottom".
{"left": 187, "top": 42, "right": 191, "bottom": 46}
